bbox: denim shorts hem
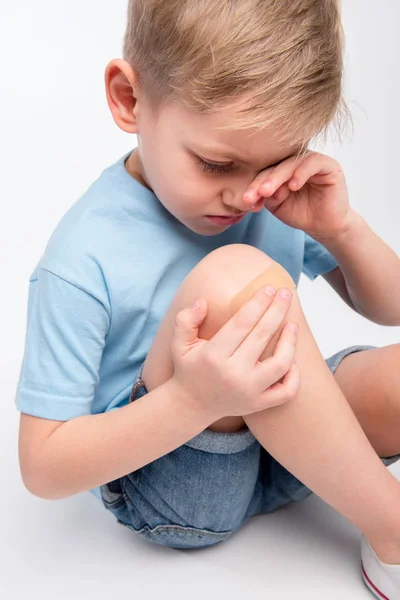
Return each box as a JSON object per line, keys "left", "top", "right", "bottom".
{"left": 115, "top": 520, "right": 233, "bottom": 549}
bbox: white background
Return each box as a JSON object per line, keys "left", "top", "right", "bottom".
{"left": 1, "top": 1, "right": 399, "bottom": 598}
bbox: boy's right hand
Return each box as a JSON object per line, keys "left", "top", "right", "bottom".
{"left": 170, "top": 286, "right": 300, "bottom": 422}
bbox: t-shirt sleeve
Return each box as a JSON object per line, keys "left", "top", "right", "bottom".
{"left": 15, "top": 267, "right": 111, "bottom": 421}
{"left": 301, "top": 233, "right": 339, "bottom": 281}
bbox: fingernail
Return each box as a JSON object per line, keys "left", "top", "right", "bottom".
{"left": 192, "top": 299, "right": 202, "bottom": 310}
{"left": 278, "top": 289, "right": 292, "bottom": 299}
{"left": 263, "top": 285, "right": 276, "bottom": 296}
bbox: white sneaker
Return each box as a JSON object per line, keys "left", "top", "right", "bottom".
{"left": 361, "top": 533, "right": 400, "bottom": 599}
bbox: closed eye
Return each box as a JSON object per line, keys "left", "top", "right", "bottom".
{"left": 195, "top": 154, "right": 290, "bottom": 175}
{"left": 196, "top": 157, "right": 233, "bottom": 174}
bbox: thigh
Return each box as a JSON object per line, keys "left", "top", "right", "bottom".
{"left": 101, "top": 364, "right": 261, "bottom": 549}
{"left": 333, "top": 343, "right": 400, "bottom": 429}
{"left": 333, "top": 343, "right": 400, "bottom": 459}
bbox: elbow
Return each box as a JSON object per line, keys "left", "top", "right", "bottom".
{"left": 20, "top": 471, "right": 56, "bottom": 501}
{"left": 358, "top": 310, "right": 400, "bottom": 327}
{"left": 18, "top": 419, "right": 71, "bottom": 500}
{"left": 352, "top": 303, "right": 400, "bottom": 326}
{"left": 19, "top": 463, "right": 69, "bottom": 501}
{"left": 21, "top": 478, "right": 69, "bottom": 501}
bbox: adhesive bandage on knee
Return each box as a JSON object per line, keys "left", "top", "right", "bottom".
{"left": 230, "top": 263, "right": 296, "bottom": 316}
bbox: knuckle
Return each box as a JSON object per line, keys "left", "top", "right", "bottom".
{"left": 277, "top": 395, "right": 291, "bottom": 406}
{"left": 286, "top": 372, "right": 300, "bottom": 399}
{"left": 253, "top": 322, "right": 272, "bottom": 339}
{"left": 283, "top": 379, "right": 296, "bottom": 396}
{"left": 203, "top": 347, "right": 219, "bottom": 367}
{"left": 284, "top": 388, "right": 297, "bottom": 401}
{"left": 270, "top": 357, "right": 290, "bottom": 378}
{"left": 265, "top": 392, "right": 285, "bottom": 409}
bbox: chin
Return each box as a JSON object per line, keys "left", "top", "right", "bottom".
{"left": 190, "top": 222, "right": 229, "bottom": 237}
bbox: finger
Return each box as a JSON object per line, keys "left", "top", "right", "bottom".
{"left": 233, "top": 290, "right": 293, "bottom": 366}
{"left": 242, "top": 151, "right": 311, "bottom": 209}
{"left": 258, "top": 154, "right": 307, "bottom": 197}
{"left": 242, "top": 166, "right": 276, "bottom": 206}
{"left": 207, "top": 285, "right": 277, "bottom": 359}
{"left": 171, "top": 298, "right": 208, "bottom": 355}
{"left": 270, "top": 182, "right": 291, "bottom": 203}
{"left": 259, "top": 362, "right": 300, "bottom": 409}
{"left": 288, "top": 152, "right": 340, "bottom": 191}
{"left": 253, "top": 319, "right": 298, "bottom": 387}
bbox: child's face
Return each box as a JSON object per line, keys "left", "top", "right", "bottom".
{"left": 127, "top": 98, "right": 300, "bottom": 236}
{"left": 107, "top": 61, "right": 301, "bottom": 236}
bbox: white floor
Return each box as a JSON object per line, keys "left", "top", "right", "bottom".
{"left": 4, "top": 416, "right": 400, "bottom": 600}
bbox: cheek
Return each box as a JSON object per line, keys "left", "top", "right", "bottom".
{"left": 153, "top": 171, "right": 196, "bottom": 215}
{"left": 183, "top": 181, "right": 215, "bottom": 210}
{"left": 172, "top": 165, "right": 214, "bottom": 205}
{"left": 155, "top": 153, "right": 216, "bottom": 214}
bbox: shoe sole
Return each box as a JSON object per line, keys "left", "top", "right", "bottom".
{"left": 362, "top": 560, "right": 390, "bottom": 599}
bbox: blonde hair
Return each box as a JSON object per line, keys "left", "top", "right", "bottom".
{"left": 123, "top": 0, "right": 351, "bottom": 150}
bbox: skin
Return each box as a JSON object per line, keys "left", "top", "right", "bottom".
{"left": 104, "top": 59, "right": 301, "bottom": 235}
{"left": 105, "top": 59, "right": 400, "bottom": 565}
{"left": 16, "top": 56, "right": 400, "bottom": 575}
{"left": 105, "top": 57, "right": 400, "bottom": 457}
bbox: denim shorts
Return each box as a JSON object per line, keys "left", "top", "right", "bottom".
{"left": 100, "top": 345, "right": 400, "bottom": 550}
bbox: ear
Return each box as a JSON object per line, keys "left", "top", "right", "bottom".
{"left": 105, "top": 59, "right": 140, "bottom": 134}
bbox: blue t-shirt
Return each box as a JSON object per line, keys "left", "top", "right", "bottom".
{"left": 15, "top": 152, "right": 339, "bottom": 500}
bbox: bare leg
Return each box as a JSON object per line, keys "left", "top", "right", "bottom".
{"left": 333, "top": 344, "right": 400, "bottom": 458}
{"left": 141, "top": 244, "right": 400, "bottom": 563}
{"left": 243, "top": 292, "right": 400, "bottom": 563}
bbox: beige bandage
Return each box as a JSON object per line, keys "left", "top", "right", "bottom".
{"left": 230, "top": 263, "right": 296, "bottom": 316}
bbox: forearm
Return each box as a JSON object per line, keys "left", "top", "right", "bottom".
{"left": 29, "top": 379, "right": 212, "bottom": 500}
{"left": 315, "top": 209, "right": 400, "bottom": 325}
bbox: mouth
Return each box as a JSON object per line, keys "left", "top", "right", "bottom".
{"left": 205, "top": 214, "right": 246, "bottom": 226}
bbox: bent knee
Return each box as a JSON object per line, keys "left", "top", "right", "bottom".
{"left": 191, "top": 244, "right": 299, "bottom": 340}
{"left": 142, "top": 244, "right": 302, "bottom": 394}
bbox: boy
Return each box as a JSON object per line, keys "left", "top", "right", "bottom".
{"left": 16, "top": 1, "right": 400, "bottom": 596}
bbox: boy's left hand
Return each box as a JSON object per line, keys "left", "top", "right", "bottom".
{"left": 243, "top": 151, "right": 353, "bottom": 240}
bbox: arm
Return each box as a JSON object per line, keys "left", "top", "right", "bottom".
{"left": 315, "top": 209, "right": 400, "bottom": 326}
{"left": 322, "top": 266, "right": 358, "bottom": 312}
{"left": 19, "top": 377, "right": 211, "bottom": 500}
